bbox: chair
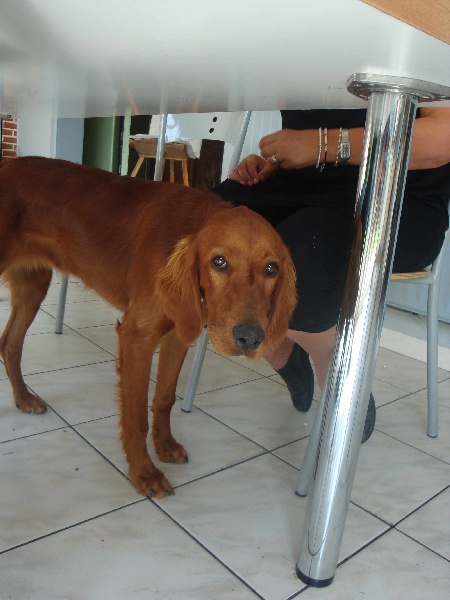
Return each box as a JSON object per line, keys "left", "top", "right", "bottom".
{"left": 54, "top": 111, "right": 252, "bottom": 334}
{"left": 129, "top": 139, "right": 190, "bottom": 185}
{"left": 388, "top": 201, "right": 450, "bottom": 438}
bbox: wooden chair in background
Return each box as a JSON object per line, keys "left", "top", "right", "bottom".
{"left": 129, "top": 139, "right": 190, "bottom": 186}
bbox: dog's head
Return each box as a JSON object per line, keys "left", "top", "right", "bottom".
{"left": 156, "top": 206, "right": 296, "bottom": 358}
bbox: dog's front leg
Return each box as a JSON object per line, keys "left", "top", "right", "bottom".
{"left": 116, "top": 315, "right": 173, "bottom": 498}
{"left": 152, "top": 329, "right": 189, "bottom": 463}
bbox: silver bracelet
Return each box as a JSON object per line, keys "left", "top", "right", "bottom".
{"left": 315, "top": 127, "right": 322, "bottom": 169}
{"left": 334, "top": 127, "right": 343, "bottom": 166}
{"left": 320, "top": 127, "right": 328, "bottom": 172}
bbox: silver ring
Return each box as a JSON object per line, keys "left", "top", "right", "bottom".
{"left": 270, "top": 155, "right": 277, "bottom": 164}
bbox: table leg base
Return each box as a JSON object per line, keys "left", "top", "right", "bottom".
{"left": 295, "top": 490, "right": 307, "bottom": 498}
{"left": 296, "top": 566, "right": 334, "bottom": 588}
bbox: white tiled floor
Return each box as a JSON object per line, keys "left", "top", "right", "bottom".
{"left": 0, "top": 279, "right": 449, "bottom": 600}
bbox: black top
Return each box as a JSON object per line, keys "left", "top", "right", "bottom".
{"left": 280, "top": 109, "right": 450, "bottom": 224}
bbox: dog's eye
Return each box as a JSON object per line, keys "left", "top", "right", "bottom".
{"left": 211, "top": 256, "right": 228, "bottom": 271}
{"left": 264, "top": 262, "right": 279, "bottom": 277}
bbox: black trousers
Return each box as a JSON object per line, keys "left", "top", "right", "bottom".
{"left": 213, "top": 178, "right": 447, "bottom": 333}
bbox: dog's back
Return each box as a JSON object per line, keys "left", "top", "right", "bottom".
{"left": 0, "top": 156, "right": 228, "bottom": 238}
{"left": 0, "top": 156, "right": 231, "bottom": 308}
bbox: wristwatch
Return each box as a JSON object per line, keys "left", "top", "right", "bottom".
{"left": 340, "top": 129, "right": 350, "bottom": 165}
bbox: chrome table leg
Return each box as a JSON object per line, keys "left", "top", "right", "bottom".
{"left": 296, "top": 74, "right": 450, "bottom": 587}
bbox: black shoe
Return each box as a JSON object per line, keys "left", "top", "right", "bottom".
{"left": 362, "top": 393, "right": 376, "bottom": 443}
{"left": 275, "top": 344, "right": 314, "bottom": 412}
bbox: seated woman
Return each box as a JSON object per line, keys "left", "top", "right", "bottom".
{"left": 213, "top": 107, "right": 450, "bottom": 442}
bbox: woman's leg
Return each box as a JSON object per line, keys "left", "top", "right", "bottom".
{"left": 275, "top": 198, "right": 449, "bottom": 387}
{"left": 266, "top": 204, "right": 353, "bottom": 380}
{"left": 269, "top": 196, "right": 448, "bottom": 374}
{"left": 264, "top": 336, "right": 294, "bottom": 370}
{"left": 263, "top": 205, "right": 354, "bottom": 412}
{"left": 287, "top": 327, "right": 336, "bottom": 389}
{"left": 264, "top": 327, "right": 336, "bottom": 390}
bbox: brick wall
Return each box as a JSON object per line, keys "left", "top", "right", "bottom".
{"left": 1, "top": 118, "right": 17, "bottom": 160}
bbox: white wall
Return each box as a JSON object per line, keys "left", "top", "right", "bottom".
{"left": 56, "top": 119, "right": 84, "bottom": 163}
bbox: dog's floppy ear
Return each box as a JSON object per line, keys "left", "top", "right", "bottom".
{"left": 156, "top": 235, "right": 204, "bottom": 346}
{"left": 266, "top": 248, "right": 297, "bottom": 349}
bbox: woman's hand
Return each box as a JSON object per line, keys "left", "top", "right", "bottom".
{"left": 228, "top": 154, "right": 279, "bottom": 185}
{"left": 229, "top": 128, "right": 318, "bottom": 186}
{"left": 259, "top": 129, "right": 318, "bottom": 170}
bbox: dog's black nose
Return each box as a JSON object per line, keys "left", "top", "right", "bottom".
{"left": 232, "top": 323, "right": 265, "bottom": 351}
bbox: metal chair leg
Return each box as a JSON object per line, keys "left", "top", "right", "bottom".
{"left": 181, "top": 328, "right": 209, "bottom": 412}
{"left": 55, "top": 275, "right": 68, "bottom": 334}
{"left": 425, "top": 203, "right": 449, "bottom": 437}
{"left": 426, "top": 281, "right": 439, "bottom": 437}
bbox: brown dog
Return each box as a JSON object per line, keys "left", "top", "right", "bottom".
{"left": 0, "top": 157, "right": 296, "bottom": 497}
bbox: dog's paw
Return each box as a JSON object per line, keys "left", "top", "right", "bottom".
{"left": 15, "top": 392, "right": 47, "bottom": 414}
{"left": 154, "top": 438, "right": 189, "bottom": 465}
{"left": 129, "top": 464, "right": 174, "bottom": 498}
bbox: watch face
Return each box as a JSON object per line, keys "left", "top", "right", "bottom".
{"left": 341, "top": 142, "right": 351, "bottom": 160}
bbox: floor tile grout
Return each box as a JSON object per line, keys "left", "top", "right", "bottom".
{"left": 394, "top": 527, "right": 450, "bottom": 564}
{"left": 373, "top": 428, "right": 450, "bottom": 465}
{"left": 393, "top": 484, "right": 450, "bottom": 530}
{"left": 1, "top": 284, "right": 450, "bottom": 598}
{"left": 0, "top": 498, "right": 147, "bottom": 557}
